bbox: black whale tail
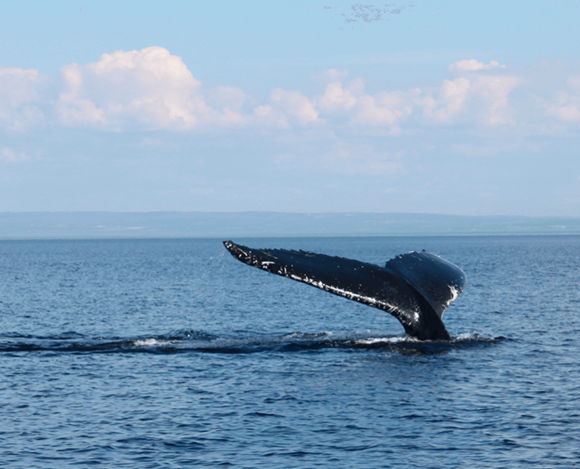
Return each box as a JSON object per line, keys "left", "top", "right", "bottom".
{"left": 223, "top": 241, "right": 467, "bottom": 341}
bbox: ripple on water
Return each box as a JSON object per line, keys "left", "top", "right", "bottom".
{"left": 1, "top": 236, "right": 580, "bottom": 468}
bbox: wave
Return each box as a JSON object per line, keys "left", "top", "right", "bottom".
{"left": 0, "top": 329, "right": 505, "bottom": 355}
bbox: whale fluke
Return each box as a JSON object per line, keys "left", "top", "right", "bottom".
{"left": 223, "top": 241, "right": 466, "bottom": 341}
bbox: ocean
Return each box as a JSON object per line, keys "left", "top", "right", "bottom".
{"left": 1, "top": 236, "right": 579, "bottom": 468}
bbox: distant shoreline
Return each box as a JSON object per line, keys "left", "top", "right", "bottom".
{"left": 1, "top": 212, "right": 579, "bottom": 239}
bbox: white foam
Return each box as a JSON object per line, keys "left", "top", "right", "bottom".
{"left": 354, "top": 336, "right": 408, "bottom": 345}
{"left": 455, "top": 332, "right": 480, "bottom": 341}
{"left": 134, "top": 339, "right": 157, "bottom": 346}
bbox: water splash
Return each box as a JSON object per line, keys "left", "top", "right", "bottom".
{"left": 0, "top": 329, "right": 505, "bottom": 355}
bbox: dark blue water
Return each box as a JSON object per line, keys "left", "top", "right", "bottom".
{"left": 1, "top": 236, "right": 579, "bottom": 468}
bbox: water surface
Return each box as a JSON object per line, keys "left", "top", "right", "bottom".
{"left": 1, "top": 236, "right": 579, "bottom": 467}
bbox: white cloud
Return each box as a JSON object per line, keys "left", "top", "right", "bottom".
{"left": 0, "top": 67, "right": 50, "bottom": 131}
{"left": 552, "top": 104, "right": 580, "bottom": 121}
{"left": 312, "top": 63, "right": 519, "bottom": 128}
{"left": 269, "top": 88, "right": 320, "bottom": 125}
{"left": 251, "top": 104, "right": 290, "bottom": 128}
{"left": 476, "top": 76, "right": 521, "bottom": 125}
{"left": 315, "top": 78, "right": 414, "bottom": 128}
{"left": 57, "top": 46, "right": 218, "bottom": 130}
{"left": 545, "top": 72, "right": 580, "bottom": 123}
{"left": 0, "top": 147, "right": 28, "bottom": 163}
{"left": 449, "top": 59, "right": 507, "bottom": 73}
{"left": 418, "top": 75, "right": 520, "bottom": 125}
{"left": 419, "top": 77, "right": 472, "bottom": 123}
{"left": 3, "top": 51, "right": 579, "bottom": 134}
{"left": 549, "top": 91, "right": 580, "bottom": 121}
{"left": 316, "top": 80, "right": 359, "bottom": 112}
{"left": 349, "top": 91, "right": 415, "bottom": 126}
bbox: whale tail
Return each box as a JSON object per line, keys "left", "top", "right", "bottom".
{"left": 223, "top": 241, "right": 466, "bottom": 341}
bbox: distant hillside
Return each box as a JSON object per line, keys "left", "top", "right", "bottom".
{"left": 0, "top": 212, "right": 580, "bottom": 239}
{"left": 0, "top": 212, "right": 579, "bottom": 239}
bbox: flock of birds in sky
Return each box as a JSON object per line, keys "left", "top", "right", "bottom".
{"left": 323, "top": 3, "right": 417, "bottom": 29}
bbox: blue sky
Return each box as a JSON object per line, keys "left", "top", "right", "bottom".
{"left": 1, "top": 1, "right": 580, "bottom": 215}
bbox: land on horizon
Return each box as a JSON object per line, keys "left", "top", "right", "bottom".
{"left": 1, "top": 212, "right": 579, "bottom": 239}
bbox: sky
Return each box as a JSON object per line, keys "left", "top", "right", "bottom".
{"left": 1, "top": 0, "right": 580, "bottom": 216}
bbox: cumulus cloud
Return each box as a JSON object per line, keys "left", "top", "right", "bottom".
{"left": 549, "top": 91, "right": 580, "bottom": 122}
{"left": 423, "top": 65, "right": 521, "bottom": 125}
{"left": 5, "top": 50, "right": 580, "bottom": 134}
{"left": 419, "top": 77, "right": 471, "bottom": 122}
{"left": 50, "top": 49, "right": 522, "bottom": 132}
{"left": 269, "top": 88, "right": 320, "bottom": 125}
{"left": 58, "top": 46, "right": 207, "bottom": 130}
{"left": 476, "top": 76, "right": 521, "bottom": 124}
{"left": 312, "top": 63, "right": 519, "bottom": 128}
{"left": 0, "top": 68, "right": 50, "bottom": 131}
{"left": 350, "top": 91, "right": 415, "bottom": 127}
{"left": 449, "top": 59, "right": 507, "bottom": 73}
{"left": 540, "top": 73, "right": 580, "bottom": 124}
{"left": 251, "top": 104, "right": 290, "bottom": 128}
{"left": 316, "top": 78, "right": 361, "bottom": 113}
{"left": 249, "top": 90, "right": 321, "bottom": 129}
{"left": 419, "top": 75, "right": 520, "bottom": 125}
{"left": 57, "top": 46, "right": 248, "bottom": 130}
{"left": 314, "top": 77, "right": 414, "bottom": 128}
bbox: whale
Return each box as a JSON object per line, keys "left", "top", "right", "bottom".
{"left": 223, "top": 241, "right": 467, "bottom": 341}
